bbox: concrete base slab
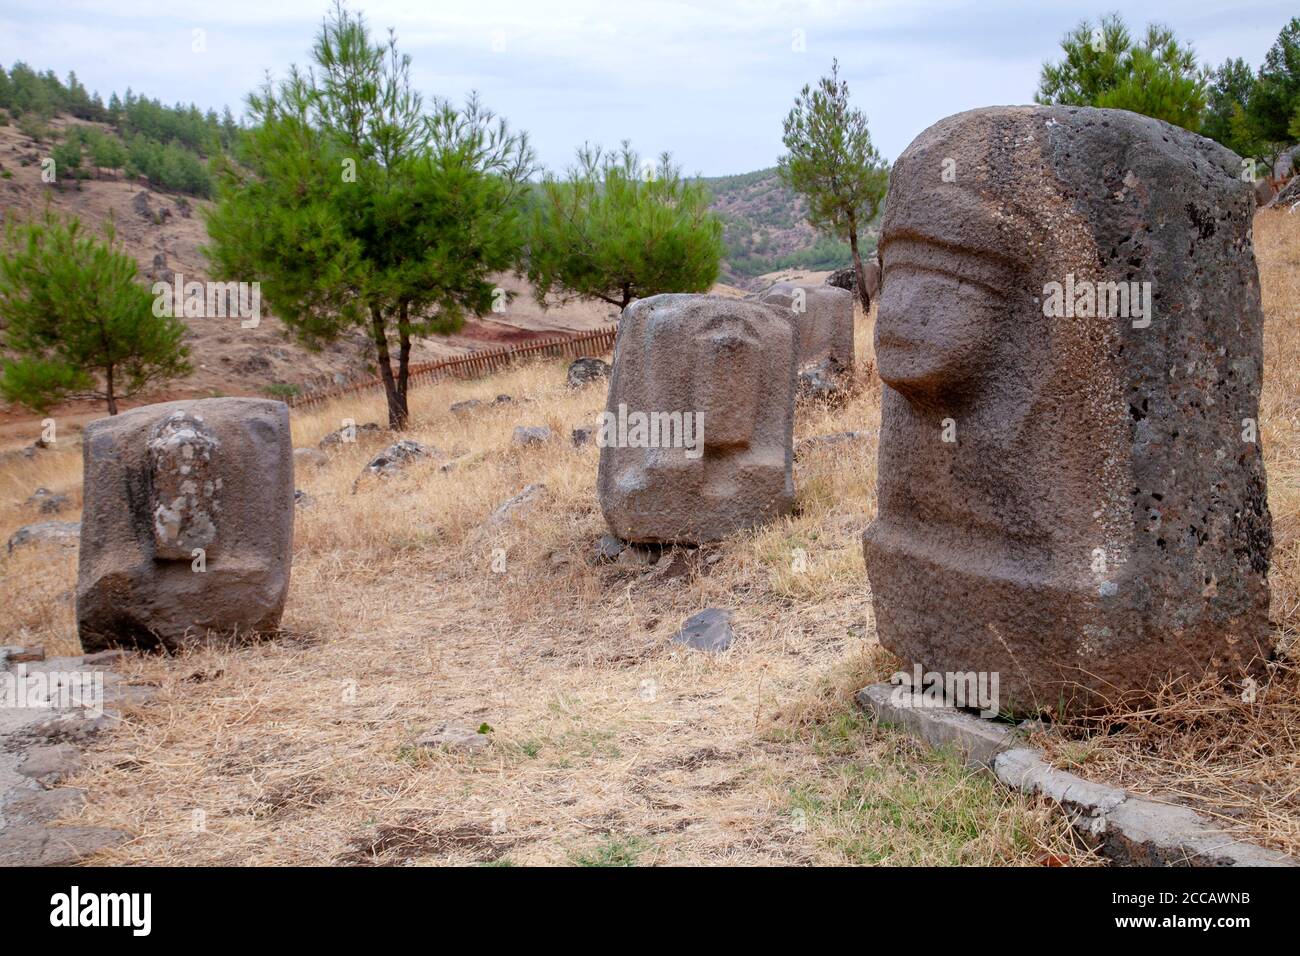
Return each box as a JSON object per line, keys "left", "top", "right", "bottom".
{"left": 855, "top": 682, "right": 1018, "bottom": 767}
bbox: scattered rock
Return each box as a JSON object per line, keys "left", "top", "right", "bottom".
{"left": 512, "top": 426, "right": 552, "bottom": 447}
{"left": 671, "top": 608, "right": 735, "bottom": 653}
{"left": 797, "top": 357, "right": 850, "bottom": 401}
{"left": 571, "top": 426, "right": 594, "bottom": 447}
{"left": 294, "top": 489, "right": 315, "bottom": 509}
{"left": 450, "top": 399, "right": 483, "bottom": 415}
{"left": 18, "top": 744, "right": 82, "bottom": 787}
{"left": 1272, "top": 176, "right": 1300, "bottom": 209}
{"left": 0, "top": 825, "right": 127, "bottom": 867}
{"left": 594, "top": 534, "right": 626, "bottom": 563}
{"left": 415, "top": 724, "right": 491, "bottom": 753}
{"left": 294, "top": 447, "right": 328, "bottom": 468}
{"left": 567, "top": 356, "right": 611, "bottom": 388}
{"left": 360, "top": 440, "right": 436, "bottom": 479}
{"left": 319, "top": 422, "right": 381, "bottom": 449}
{"left": 7, "top": 521, "right": 80, "bottom": 554}
{"left": 487, "top": 483, "right": 546, "bottom": 527}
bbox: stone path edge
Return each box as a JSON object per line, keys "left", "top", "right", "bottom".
{"left": 855, "top": 681, "right": 1297, "bottom": 867}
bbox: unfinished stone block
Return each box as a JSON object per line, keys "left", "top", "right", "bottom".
{"left": 758, "top": 281, "right": 855, "bottom": 374}
{"left": 77, "top": 398, "right": 294, "bottom": 651}
{"left": 863, "top": 106, "right": 1270, "bottom": 715}
{"left": 598, "top": 294, "right": 796, "bottom": 544}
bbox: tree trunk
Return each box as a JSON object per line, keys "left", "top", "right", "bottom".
{"left": 105, "top": 365, "right": 118, "bottom": 416}
{"left": 370, "top": 307, "right": 406, "bottom": 430}
{"left": 847, "top": 212, "right": 870, "bottom": 312}
{"left": 396, "top": 302, "right": 412, "bottom": 427}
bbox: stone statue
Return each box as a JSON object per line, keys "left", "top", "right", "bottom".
{"left": 598, "top": 294, "right": 796, "bottom": 544}
{"left": 78, "top": 398, "right": 294, "bottom": 651}
{"left": 863, "top": 106, "right": 1271, "bottom": 715}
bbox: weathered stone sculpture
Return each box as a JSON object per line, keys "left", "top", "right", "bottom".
{"left": 598, "top": 294, "right": 796, "bottom": 543}
{"left": 827, "top": 260, "right": 880, "bottom": 306}
{"left": 77, "top": 398, "right": 294, "bottom": 651}
{"left": 758, "top": 281, "right": 855, "bottom": 373}
{"left": 863, "top": 106, "right": 1271, "bottom": 715}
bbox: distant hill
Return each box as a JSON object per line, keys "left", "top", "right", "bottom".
{"left": 698, "top": 167, "right": 879, "bottom": 289}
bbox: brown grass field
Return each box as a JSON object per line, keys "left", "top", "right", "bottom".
{"left": 0, "top": 209, "right": 1296, "bottom": 865}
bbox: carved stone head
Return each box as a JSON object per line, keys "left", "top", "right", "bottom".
{"left": 864, "top": 106, "right": 1271, "bottom": 714}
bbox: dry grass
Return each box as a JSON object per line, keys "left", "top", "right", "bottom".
{"left": 0, "top": 304, "right": 1085, "bottom": 866}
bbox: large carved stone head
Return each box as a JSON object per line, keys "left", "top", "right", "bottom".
{"left": 864, "top": 106, "right": 1270, "bottom": 714}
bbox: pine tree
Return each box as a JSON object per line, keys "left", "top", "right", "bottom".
{"left": 0, "top": 213, "right": 190, "bottom": 414}
{"left": 1036, "top": 14, "right": 1206, "bottom": 131}
{"left": 778, "top": 59, "right": 888, "bottom": 309}
{"left": 205, "top": 1, "right": 533, "bottom": 429}
{"left": 526, "top": 143, "right": 723, "bottom": 311}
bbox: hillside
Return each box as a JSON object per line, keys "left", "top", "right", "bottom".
{"left": 0, "top": 118, "right": 625, "bottom": 436}
{"left": 699, "top": 167, "right": 878, "bottom": 288}
{"left": 0, "top": 117, "right": 832, "bottom": 430}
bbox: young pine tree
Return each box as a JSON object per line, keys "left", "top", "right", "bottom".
{"left": 1035, "top": 13, "right": 1206, "bottom": 131}
{"left": 526, "top": 143, "right": 723, "bottom": 311}
{"left": 778, "top": 59, "right": 889, "bottom": 310}
{"left": 205, "top": 2, "right": 533, "bottom": 429}
{"left": 0, "top": 212, "right": 190, "bottom": 414}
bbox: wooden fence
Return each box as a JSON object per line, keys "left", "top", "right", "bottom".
{"left": 288, "top": 324, "right": 619, "bottom": 410}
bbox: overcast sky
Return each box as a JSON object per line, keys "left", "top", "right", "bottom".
{"left": 1, "top": 1, "right": 1294, "bottom": 176}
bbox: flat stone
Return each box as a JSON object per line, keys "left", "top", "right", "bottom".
{"left": 0, "top": 824, "right": 126, "bottom": 866}
{"left": 319, "top": 421, "right": 380, "bottom": 449}
{"left": 2, "top": 786, "right": 86, "bottom": 823}
{"left": 992, "top": 747, "right": 1296, "bottom": 867}
{"left": 18, "top": 744, "right": 82, "bottom": 786}
{"left": 512, "top": 426, "right": 552, "bottom": 447}
{"left": 672, "top": 608, "right": 735, "bottom": 653}
{"left": 7, "top": 521, "right": 80, "bottom": 554}
{"left": 416, "top": 724, "right": 490, "bottom": 753}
